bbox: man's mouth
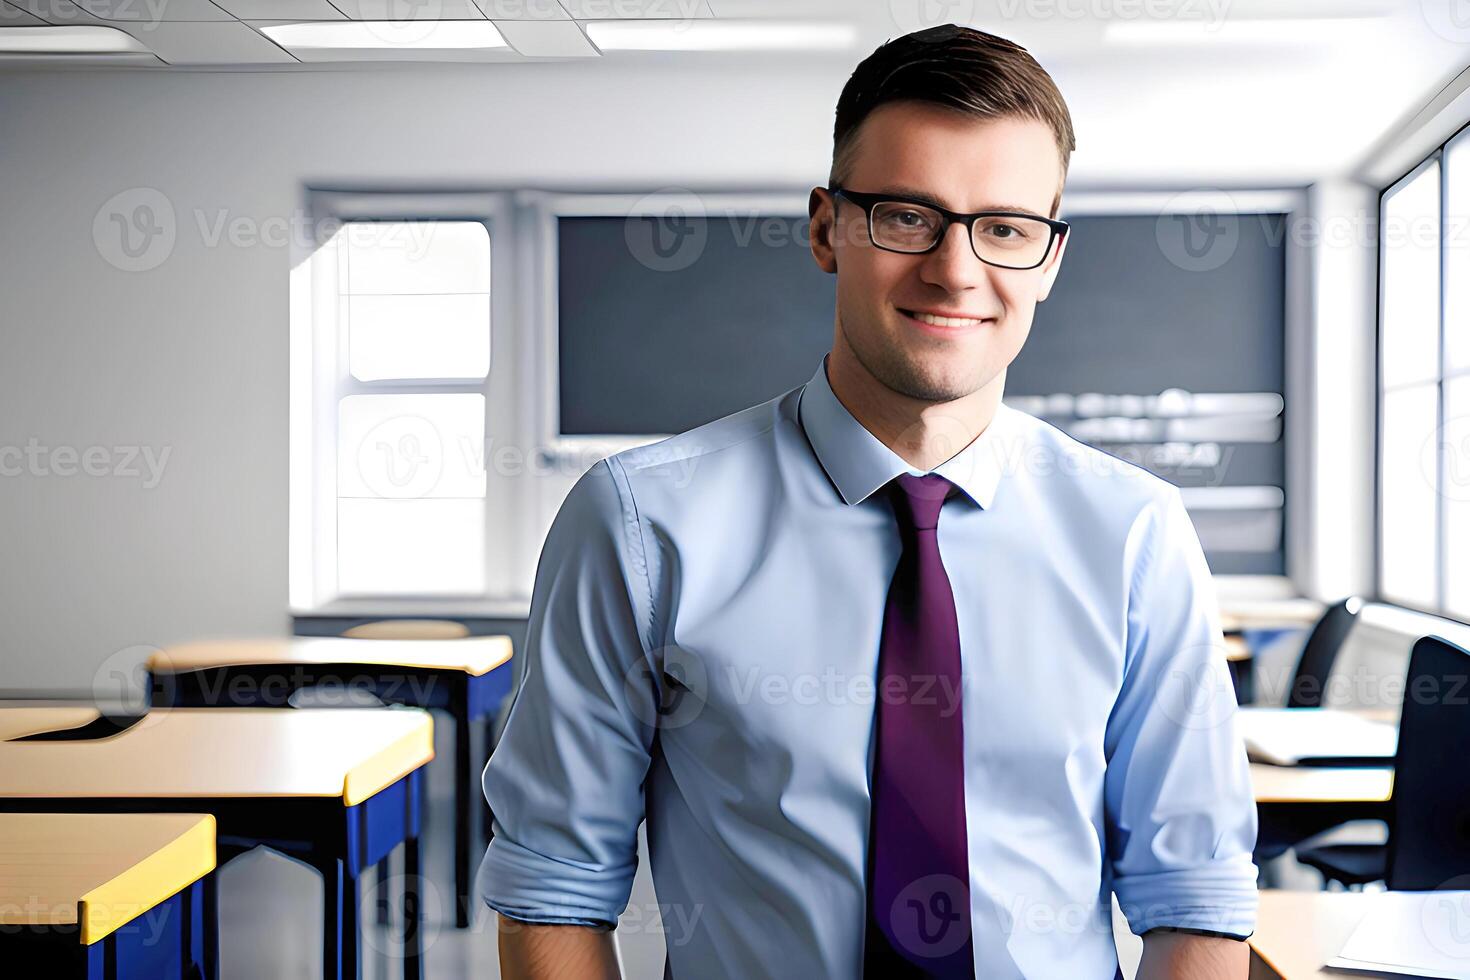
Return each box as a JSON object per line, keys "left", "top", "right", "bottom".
{"left": 897, "top": 307, "right": 996, "bottom": 331}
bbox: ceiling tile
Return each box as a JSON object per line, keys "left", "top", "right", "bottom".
{"left": 210, "top": 0, "right": 344, "bottom": 19}
{"left": 495, "top": 17, "right": 593, "bottom": 55}
{"left": 71, "top": 0, "right": 236, "bottom": 21}
{"left": 114, "top": 20, "right": 299, "bottom": 61}
{"left": 560, "top": 0, "right": 711, "bottom": 18}
{"left": 0, "top": 1, "right": 49, "bottom": 23}
{"left": 475, "top": 0, "right": 566, "bottom": 17}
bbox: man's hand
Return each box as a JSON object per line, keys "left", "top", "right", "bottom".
{"left": 497, "top": 916, "right": 622, "bottom": 980}
{"left": 1137, "top": 930, "right": 1249, "bottom": 979}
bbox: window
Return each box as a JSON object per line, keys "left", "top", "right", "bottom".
{"left": 1378, "top": 125, "right": 1470, "bottom": 620}
{"left": 291, "top": 194, "right": 524, "bottom": 614}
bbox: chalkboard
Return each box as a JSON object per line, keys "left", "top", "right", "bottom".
{"left": 556, "top": 209, "right": 1288, "bottom": 575}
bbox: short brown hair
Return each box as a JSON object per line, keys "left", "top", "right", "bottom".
{"left": 829, "top": 24, "right": 1076, "bottom": 218}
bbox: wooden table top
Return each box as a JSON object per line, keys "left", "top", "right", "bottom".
{"left": 1250, "top": 763, "right": 1393, "bottom": 804}
{"left": 0, "top": 707, "right": 434, "bottom": 806}
{"left": 151, "top": 636, "right": 513, "bottom": 678}
{"left": 0, "top": 812, "right": 215, "bottom": 944}
{"left": 1249, "top": 890, "right": 1376, "bottom": 978}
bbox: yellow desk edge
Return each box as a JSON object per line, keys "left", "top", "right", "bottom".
{"left": 79, "top": 813, "right": 216, "bottom": 945}
{"left": 151, "top": 635, "right": 514, "bottom": 677}
{"left": 342, "top": 711, "right": 437, "bottom": 806}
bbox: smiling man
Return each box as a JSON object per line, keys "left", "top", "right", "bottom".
{"left": 482, "top": 24, "right": 1258, "bottom": 980}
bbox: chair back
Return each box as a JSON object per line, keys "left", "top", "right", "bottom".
{"left": 1387, "top": 634, "right": 1470, "bottom": 889}
{"left": 1286, "top": 597, "right": 1361, "bottom": 708}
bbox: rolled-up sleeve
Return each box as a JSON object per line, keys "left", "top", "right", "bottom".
{"left": 1105, "top": 485, "right": 1259, "bottom": 939}
{"left": 479, "top": 458, "right": 657, "bottom": 928}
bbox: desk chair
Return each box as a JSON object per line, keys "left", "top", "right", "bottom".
{"left": 0, "top": 706, "right": 433, "bottom": 980}
{"left": 1254, "top": 598, "right": 1367, "bottom": 870}
{"left": 1295, "top": 634, "right": 1470, "bottom": 890}
{"left": 0, "top": 812, "right": 217, "bottom": 980}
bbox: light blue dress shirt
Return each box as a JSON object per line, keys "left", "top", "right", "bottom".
{"left": 481, "top": 356, "right": 1259, "bottom": 978}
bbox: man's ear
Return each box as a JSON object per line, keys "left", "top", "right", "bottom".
{"left": 1034, "top": 229, "right": 1069, "bottom": 303}
{"left": 809, "top": 187, "right": 838, "bottom": 275}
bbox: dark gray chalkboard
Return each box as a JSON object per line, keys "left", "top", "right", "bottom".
{"left": 556, "top": 209, "right": 1287, "bottom": 575}
{"left": 557, "top": 215, "right": 835, "bottom": 435}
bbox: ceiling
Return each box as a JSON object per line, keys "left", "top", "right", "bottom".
{"left": 1, "top": 0, "right": 1467, "bottom": 186}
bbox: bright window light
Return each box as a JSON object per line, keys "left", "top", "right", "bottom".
{"left": 584, "top": 19, "right": 857, "bottom": 51}
{"left": 1379, "top": 382, "right": 1439, "bottom": 609}
{"left": 261, "top": 21, "right": 509, "bottom": 50}
{"left": 1381, "top": 163, "right": 1441, "bottom": 389}
{"left": 0, "top": 26, "right": 150, "bottom": 53}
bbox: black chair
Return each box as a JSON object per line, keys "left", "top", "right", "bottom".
{"left": 1297, "top": 634, "right": 1470, "bottom": 889}
{"left": 1286, "top": 597, "right": 1362, "bottom": 708}
{"left": 1255, "top": 598, "right": 1366, "bottom": 868}
{"left": 1386, "top": 634, "right": 1470, "bottom": 888}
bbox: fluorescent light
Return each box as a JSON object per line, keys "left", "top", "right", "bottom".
{"left": 261, "top": 20, "right": 509, "bottom": 50}
{"left": 1105, "top": 17, "right": 1380, "bottom": 46}
{"left": 0, "top": 26, "right": 150, "bottom": 54}
{"left": 585, "top": 19, "right": 856, "bottom": 51}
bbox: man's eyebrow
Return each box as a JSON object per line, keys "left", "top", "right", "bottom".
{"left": 876, "top": 185, "right": 1047, "bottom": 218}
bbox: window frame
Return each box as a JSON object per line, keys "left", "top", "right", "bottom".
{"left": 290, "top": 190, "right": 529, "bottom": 617}
{"left": 1375, "top": 120, "right": 1470, "bottom": 622}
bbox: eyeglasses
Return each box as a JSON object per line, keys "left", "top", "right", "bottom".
{"left": 827, "top": 186, "right": 1069, "bottom": 271}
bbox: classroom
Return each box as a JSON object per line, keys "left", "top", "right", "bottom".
{"left": 2, "top": 2, "right": 1470, "bottom": 978}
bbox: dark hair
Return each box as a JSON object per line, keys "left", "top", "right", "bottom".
{"left": 830, "top": 24, "right": 1076, "bottom": 218}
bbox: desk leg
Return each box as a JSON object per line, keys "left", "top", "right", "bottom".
{"left": 322, "top": 857, "right": 362, "bottom": 980}
{"left": 455, "top": 692, "right": 471, "bottom": 929}
{"left": 324, "top": 858, "right": 343, "bottom": 980}
{"left": 403, "top": 836, "right": 423, "bottom": 980}
{"left": 203, "top": 871, "right": 220, "bottom": 980}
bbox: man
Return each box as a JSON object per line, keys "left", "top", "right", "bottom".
{"left": 481, "top": 23, "right": 1258, "bottom": 980}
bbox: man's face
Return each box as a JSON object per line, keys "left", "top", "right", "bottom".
{"left": 813, "top": 101, "right": 1067, "bottom": 403}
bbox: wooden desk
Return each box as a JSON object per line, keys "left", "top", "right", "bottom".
{"left": 0, "top": 812, "right": 217, "bottom": 978}
{"left": 1248, "top": 890, "right": 1374, "bottom": 979}
{"left": 150, "top": 636, "right": 512, "bottom": 928}
{"left": 0, "top": 707, "right": 434, "bottom": 980}
{"left": 1250, "top": 763, "right": 1393, "bottom": 805}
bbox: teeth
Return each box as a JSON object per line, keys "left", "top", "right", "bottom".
{"left": 909, "top": 310, "right": 984, "bottom": 328}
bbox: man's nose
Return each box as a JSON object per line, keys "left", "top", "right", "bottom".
{"left": 917, "top": 221, "right": 991, "bottom": 293}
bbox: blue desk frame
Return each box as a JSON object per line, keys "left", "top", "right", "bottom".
{"left": 151, "top": 662, "right": 509, "bottom": 929}
{"left": 5, "top": 874, "right": 214, "bottom": 980}
{"left": 0, "top": 767, "right": 425, "bottom": 980}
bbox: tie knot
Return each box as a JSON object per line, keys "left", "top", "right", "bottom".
{"left": 889, "top": 472, "right": 954, "bottom": 531}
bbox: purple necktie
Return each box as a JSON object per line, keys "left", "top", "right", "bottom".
{"left": 863, "top": 473, "right": 975, "bottom": 978}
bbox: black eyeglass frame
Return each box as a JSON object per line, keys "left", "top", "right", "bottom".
{"left": 827, "top": 186, "right": 1070, "bottom": 271}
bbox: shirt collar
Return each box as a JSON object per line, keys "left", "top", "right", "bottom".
{"left": 797, "top": 354, "right": 1018, "bottom": 510}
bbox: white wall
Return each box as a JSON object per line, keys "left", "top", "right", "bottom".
{"left": 0, "top": 61, "right": 844, "bottom": 691}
